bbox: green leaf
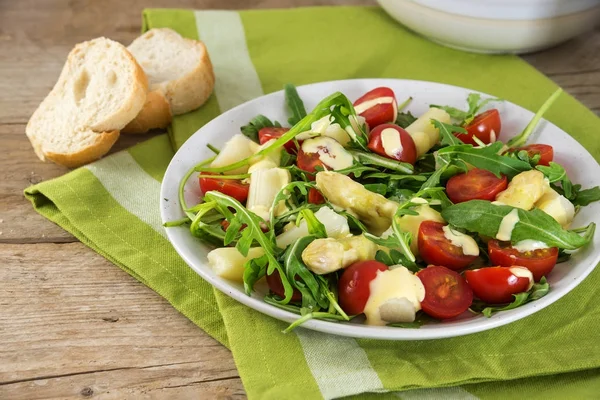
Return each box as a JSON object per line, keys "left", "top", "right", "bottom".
{"left": 395, "top": 111, "right": 417, "bottom": 128}
{"left": 432, "top": 93, "right": 502, "bottom": 125}
{"left": 243, "top": 254, "right": 269, "bottom": 296}
{"left": 300, "top": 209, "right": 327, "bottom": 238}
{"left": 507, "top": 88, "right": 563, "bottom": 148}
{"left": 441, "top": 200, "right": 593, "bottom": 250}
{"left": 572, "top": 186, "right": 600, "bottom": 206}
{"left": 474, "top": 277, "right": 550, "bottom": 317}
{"left": 437, "top": 142, "right": 532, "bottom": 179}
{"left": 375, "top": 249, "right": 420, "bottom": 272}
{"left": 536, "top": 162, "right": 567, "bottom": 183}
{"left": 431, "top": 119, "right": 466, "bottom": 147}
{"left": 349, "top": 150, "right": 414, "bottom": 174}
{"left": 240, "top": 114, "right": 281, "bottom": 142}
{"left": 284, "top": 83, "right": 307, "bottom": 126}
{"left": 364, "top": 183, "right": 388, "bottom": 195}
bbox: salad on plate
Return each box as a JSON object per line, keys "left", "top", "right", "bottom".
{"left": 167, "top": 84, "right": 600, "bottom": 332}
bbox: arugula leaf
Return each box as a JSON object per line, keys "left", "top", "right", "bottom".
{"left": 240, "top": 114, "right": 282, "bottom": 142}
{"left": 536, "top": 161, "right": 576, "bottom": 198}
{"left": 317, "top": 163, "right": 378, "bottom": 178}
{"left": 431, "top": 119, "right": 466, "bottom": 147}
{"left": 364, "top": 183, "right": 388, "bottom": 195}
{"left": 300, "top": 209, "right": 327, "bottom": 238}
{"left": 507, "top": 88, "right": 563, "bottom": 148}
{"left": 471, "top": 277, "right": 550, "bottom": 317}
{"left": 330, "top": 105, "right": 370, "bottom": 151}
{"left": 431, "top": 93, "right": 502, "bottom": 125}
{"left": 395, "top": 111, "right": 417, "bottom": 128}
{"left": 506, "top": 148, "right": 541, "bottom": 167}
{"left": 364, "top": 173, "right": 427, "bottom": 182}
{"left": 437, "top": 142, "right": 532, "bottom": 179}
{"left": 441, "top": 200, "right": 593, "bottom": 250}
{"left": 284, "top": 83, "right": 307, "bottom": 126}
{"left": 349, "top": 150, "right": 414, "bottom": 174}
{"left": 243, "top": 254, "right": 269, "bottom": 296}
{"left": 387, "top": 311, "right": 437, "bottom": 328}
{"left": 572, "top": 186, "right": 600, "bottom": 206}
{"left": 375, "top": 249, "right": 419, "bottom": 272}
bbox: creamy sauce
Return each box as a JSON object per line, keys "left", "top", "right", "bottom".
{"left": 364, "top": 267, "right": 425, "bottom": 326}
{"left": 442, "top": 225, "right": 480, "bottom": 256}
{"left": 496, "top": 209, "right": 519, "bottom": 241}
{"left": 509, "top": 267, "right": 534, "bottom": 290}
{"left": 354, "top": 96, "right": 395, "bottom": 114}
{"left": 380, "top": 128, "right": 404, "bottom": 158}
{"left": 512, "top": 240, "right": 549, "bottom": 253}
{"left": 301, "top": 136, "right": 354, "bottom": 170}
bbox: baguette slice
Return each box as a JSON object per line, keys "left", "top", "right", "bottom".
{"left": 128, "top": 28, "right": 215, "bottom": 117}
{"left": 121, "top": 90, "right": 172, "bottom": 134}
{"left": 26, "top": 37, "right": 147, "bottom": 167}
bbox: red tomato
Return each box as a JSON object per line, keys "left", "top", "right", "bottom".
{"left": 456, "top": 109, "right": 501, "bottom": 145}
{"left": 488, "top": 240, "right": 558, "bottom": 282}
{"left": 517, "top": 144, "right": 554, "bottom": 166}
{"left": 418, "top": 221, "right": 478, "bottom": 271}
{"left": 417, "top": 265, "right": 473, "bottom": 319}
{"left": 266, "top": 269, "right": 302, "bottom": 302}
{"left": 353, "top": 87, "right": 397, "bottom": 128}
{"left": 445, "top": 168, "right": 508, "bottom": 204}
{"left": 338, "top": 261, "right": 388, "bottom": 315}
{"left": 308, "top": 188, "right": 325, "bottom": 204}
{"left": 258, "top": 127, "right": 297, "bottom": 153}
{"left": 465, "top": 266, "right": 533, "bottom": 304}
{"left": 297, "top": 149, "right": 324, "bottom": 181}
{"left": 199, "top": 176, "right": 249, "bottom": 203}
{"left": 367, "top": 124, "right": 417, "bottom": 165}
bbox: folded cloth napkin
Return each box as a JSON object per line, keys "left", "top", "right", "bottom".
{"left": 25, "top": 6, "right": 600, "bottom": 400}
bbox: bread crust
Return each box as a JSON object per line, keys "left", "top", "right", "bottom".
{"left": 121, "top": 90, "right": 172, "bottom": 134}
{"left": 44, "top": 130, "right": 120, "bottom": 168}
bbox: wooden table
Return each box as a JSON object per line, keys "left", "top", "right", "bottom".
{"left": 1, "top": 0, "right": 599, "bottom": 398}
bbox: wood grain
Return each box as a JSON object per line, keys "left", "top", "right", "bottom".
{"left": 1, "top": 0, "right": 599, "bottom": 398}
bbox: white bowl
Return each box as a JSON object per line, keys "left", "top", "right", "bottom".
{"left": 160, "top": 79, "right": 600, "bottom": 340}
{"left": 378, "top": 0, "right": 600, "bottom": 54}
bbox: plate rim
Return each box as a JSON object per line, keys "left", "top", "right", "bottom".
{"left": 160, "top": 78, "right": 600, "bottom": 340}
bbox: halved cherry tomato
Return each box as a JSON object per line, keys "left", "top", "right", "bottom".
{"left": 266, "top": 269, "right": 302, "bottom": 302}
{"left": 417, "top": 265, "right": 473, "bottom": 319}
{"left": 456, "top": 109, "right": 501, "bottom": 145}
{"left": 516, "top": 144, "right": 554, "bottom": 166}
{"left": 308, "top": 188, "right": 325, "bottom": 204}
{"left": 199, "top": 176, "right": 249, "bottom": 203}
{"left": 338, "top": 261, "right": 388, "bottom": 315}
{"left": 353, "top": 87, "right": 397, "bottom": 128}
{"left": 367, "top": 123, "right": 417, "bottom": 165}
{"left": 297, "top": 149, "right": 324, "bottom": 181}
{"left": 446, "top": 168, "right": 508, "bottom": 204}
{"left": 418, "top": 221, "right": 478, "bottom": 271}
{"left": 488, "top": 240, "right": 558, "bottom": 282}
{"left": 465, "top": 266, "right": 533, "bottom": 304}
{"left": 258, "top": 127, "right": 296, "bottom": 153}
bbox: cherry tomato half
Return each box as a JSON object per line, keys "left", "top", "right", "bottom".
{"left": 296, "top": 149, "right": 324, "bottom": 181}
{"left": 308, "top": 188, "right": 325, "bottom": 204}
{"left": 266, "top": 269, "right": 302, "bottom": 302}
{"left": 338, "top": 261, "right": 388, "bottom": 315}
{"left": 488, "top": 240, "right": 558, "bottom": 282}
{"left": 456, "top": 109, "right": 501, "bottom": 145}
{"left": 353, "top": 87, "right": 397, "bottom": 129}
{"left": 199, "top": 176, "right": 249, "bottom": 203}
{"left": 418, "top": 221, "right": 478, "bottom": 271}
{"left": 517, "top": 144, "right": 554, "bottom": 166}
{"left": 417, "top": 265, "right": 473, "bottom": 319}
{"left": 465, "top": 266, "right": 533, "bottom": 304}
{"left": 367, "top": 124, "right": 417, "bottom": 165}
{"left": 446, "top": 168, "right": 508, "bottom": 204}
{"left": 258, "top": 127, "right": 296, "bottom": 153}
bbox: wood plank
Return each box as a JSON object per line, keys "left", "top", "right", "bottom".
{"left": 0, "top": 242, "right": 240, "bottom": 398}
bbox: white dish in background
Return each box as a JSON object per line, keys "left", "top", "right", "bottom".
{"left": 160, "top": 79, "right": 600, "bottom": 340}
{"left": 377, "top": 0, "right": 600, "bottom": 54}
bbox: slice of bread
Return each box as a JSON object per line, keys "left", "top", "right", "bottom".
{"left": 121, "top": 90, "right": 172, "bottom": 134}
{"left": 128, "top": 28, "right": 215, "bottom": 118}
{"left": 26, "top": 37, "right": 147, "bottom": 167}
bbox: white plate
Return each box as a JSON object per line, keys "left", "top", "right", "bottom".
{"left": 160, "top": 79, "right": 600, "bottom": 340}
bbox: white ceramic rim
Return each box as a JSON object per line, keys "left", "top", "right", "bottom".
{"left": 160, "top": 79, "right": 600, "bottom": 340}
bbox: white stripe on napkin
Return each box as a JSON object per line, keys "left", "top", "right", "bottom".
{"left": 85, "top": 152, "right": 166, "bottom": 238}
{"left": 295, "top": 329, "right": 385, "bottom": 399}
{"left": 397, "top": 386, "right": 480, "bottom": 400}
{"left": 194, "top": 10, "right": 264, "bottom": 112}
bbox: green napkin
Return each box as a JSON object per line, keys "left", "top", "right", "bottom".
{"left": 25, "top": 6, "right": 600, "bottom": 399}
